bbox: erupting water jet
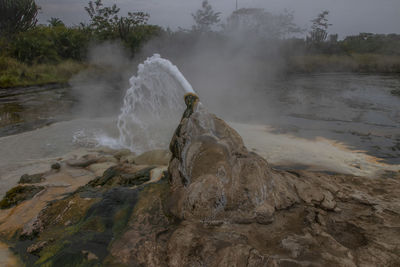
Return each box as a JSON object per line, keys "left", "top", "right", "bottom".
{"left": 97, "top": 54, "right": 198, "bottom": 153}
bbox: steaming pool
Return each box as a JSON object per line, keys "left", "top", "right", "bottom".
{"left": 0, "top": 72, "right": 399, "bottom": 196}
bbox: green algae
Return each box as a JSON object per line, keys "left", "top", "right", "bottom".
{"left": 0, "top": 185, "right": 44, "bottom": 209}
{"left": 19, "top": 173, "right": 45, "bottom": 184}
{"left": 11, "top": 168, "right": 171, "bottom": 266}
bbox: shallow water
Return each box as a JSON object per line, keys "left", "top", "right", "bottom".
{"left": 0, "top": 84, "right": 76, "bottom": 136}
{"left": 209, "top": 73, "right": 400, "bottom": 164}
{"left": 0, "top": 73, "right": 399, "bottom": 164}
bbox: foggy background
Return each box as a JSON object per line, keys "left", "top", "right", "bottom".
{"left": 37, "top": 0, "right": 400, "bottom": 38}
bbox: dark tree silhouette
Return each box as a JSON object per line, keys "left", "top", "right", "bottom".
{"left": 48, "top": 17, "right": 65, "bottom": 27}
{"left": 308, "top": 10, "right": 332, "bottom": 44}
{"left": 192, "top": 0, "right": 221, "bottom": 32}
{"left": 84, "top": 0, "right": 149, "bottom": 40}
{"left": 0, "top": 0, "right": 39, "bottom": 37}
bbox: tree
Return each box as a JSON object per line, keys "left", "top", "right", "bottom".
{"left": 48, "top": 17, "right": 65, "bottom": 27}
{"left": 192, "top": 0, "right": 221, "bottom": 32}
{"left": 0, "top": 0, "right": 39, "bottom": 37}
{"left": 308, "top": 10, "right": 332, "bottom": 44}
{"left": 84, "top": 0, "right": 149, "bottom": 40}
{"left": 224, "top": 8, "right": 302, "bottom": 39}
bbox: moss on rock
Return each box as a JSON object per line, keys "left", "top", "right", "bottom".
{"left": 0, "top": 185, "right": 44, "bottom": 209}
{"left": 19, "top": 173, "right": 45, "bottom": 184}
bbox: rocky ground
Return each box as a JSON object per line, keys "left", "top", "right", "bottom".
{"left": 0, "top": 94, "right": 399, "bottom": 266}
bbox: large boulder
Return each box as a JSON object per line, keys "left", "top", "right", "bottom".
{"left": 168, "top": 94, "right": 299, "bottom": 223}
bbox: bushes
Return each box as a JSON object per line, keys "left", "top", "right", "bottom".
{"left": 0, "top": 0, "right": 39, "bottom": 37}
{"left": 287, "top": 54, "right": 400, "bottom": 73}
{"left": 0, "top": 57, "right": 86, "bottom": 88}
{"left": 123, "top": 25, "right": 162, "bottom": 54}
{"left": 11, "top": 25, "right": 90, "bottom": 64}
{"left": 9, "top": 24, "right": 161, "bottom": 65}
{"left": 342, "top": 34, "right": 400, "bottom": 55}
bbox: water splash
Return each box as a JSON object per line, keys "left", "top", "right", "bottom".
{"left": 97, "top": 54, "right": 197, "bottom": 153}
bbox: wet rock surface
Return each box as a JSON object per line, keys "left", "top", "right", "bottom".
{"left": 0, "top": 95, "right": 399, "bottom": 266}
{"left": 19, "top": 173, "right": 46, "bottom": 184}
{"left": 0, "top": 185, "right": 44, "bottom": 209}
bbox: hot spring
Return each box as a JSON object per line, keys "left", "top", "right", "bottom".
{"left": 0, "top": 55, "right": 399, "bottom": 198}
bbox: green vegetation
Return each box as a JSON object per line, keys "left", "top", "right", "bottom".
{"left": 0, "top": 57, "right": 86, "bottom": 88}
{"left": 288, "top": 54, "right": 400, "bottom": 73}
{"left": 0, "top": 0, "right": 161, "bottom": 88}
{"left": 0, "top": 0, "right": 39, "bottom": 37}
{"left": 0, "top": 185, "right": 44, "bottom": 209}
{"left": 0, "top": 0, "right": 399, "bottom": 88}
{"left": 192, "top": 0, "right": 221, "bottom": 32}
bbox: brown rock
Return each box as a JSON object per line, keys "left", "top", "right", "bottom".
{"left": 134, "top": 149, "right": 171, "bottom": 166}
{"left": 167, "top": 98, "right": 299, "bottom": 223}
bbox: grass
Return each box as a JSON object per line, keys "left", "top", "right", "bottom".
{"left": 287, "top": 53, "right": 400, "bottom": 73}
{"left": 0, "top": 57, "right": 87, "bottom": 88}
{"left": 1, "top": 53, "right": 399, "bottom": 89}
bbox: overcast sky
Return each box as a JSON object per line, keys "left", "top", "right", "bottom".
{"left": 36, "top": 0, "right": 400, "bottom": 38}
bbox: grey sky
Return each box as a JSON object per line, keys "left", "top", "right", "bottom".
{"left": 36, "top": 0, "right": 400, "bottom": 38}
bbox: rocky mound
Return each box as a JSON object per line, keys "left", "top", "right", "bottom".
{"left": 0, "top": 94, "right": 399, "bottom": 266}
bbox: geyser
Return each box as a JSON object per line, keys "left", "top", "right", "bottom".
{"left": 98, "top": 54, "right": 198, "bottom": 153}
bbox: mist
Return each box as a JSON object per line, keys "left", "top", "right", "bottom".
{"left": 37, "top": 0, "right": 400, "bottom": 37}
{"left": 70, "top": 30, "right": 296, "bottom": 126}
{"left": 56, "top": 0, "right": 399, "bottom": 166}
{"left": 68, "top": 42, "right": 135, "bottom": 117}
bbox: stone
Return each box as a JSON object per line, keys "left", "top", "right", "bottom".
{"left": 82, "top": 250, "right": 99, "bottom": 261}
{"left": 167, "top": 95, "right": 299, "bottom": 223}
{"left": 18, "top": 173, "right": 45, "bottom": 184}
{"left": 88, "top": 162, "right": 117, "bottom": 177}
{"left": 27, "top": 241, "right": 48, "bottom": 255}
{"left": 66, "top": 158, "right": 98, "bottom": 168}
{"left": 113, "top": 149, "right": 133, "bottom": 160}
{"left": 134, "top": 149, "right": 171, "bottom": 166}
{"left": 96, "top": 156, "right": 118, "bottom": 164}
{"left": 321, "top": 191, "right": 336, "bottom": 210}
{"left": 0, "top": 185, "right": 45, "bottom": 209}
{"left": 51, "top": 162, "right": 61, "bottom": 170}
{"left": 119, "top": 154, "right": 136, "bottom": 164}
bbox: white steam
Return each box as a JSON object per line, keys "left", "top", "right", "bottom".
{"left": 97, "top": 54, "right": 196, "bottom": 153}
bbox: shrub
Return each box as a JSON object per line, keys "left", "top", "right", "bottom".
{"left": 0, "top": 56, "right": 86, "bottom": 88}
{"left": 123, "top": 25, "right": 162, "bottom": 54}
{"left": 12, "top": 25, "right": 89, "bottom": 64}
{"left": 0, "top": 0, "right": 39, "bottom": 37}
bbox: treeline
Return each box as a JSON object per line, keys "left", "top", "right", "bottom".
{"left": 1, "top": 0, "right": 400, "bottom": 88}
{"left": 0, "top": 0, "right": 161, "bottom": 87}
{"left": 0, "top": 0, "right": 161, "bottom": 64}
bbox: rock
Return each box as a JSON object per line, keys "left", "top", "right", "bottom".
{"left": 134, "top": 149, "right": 171, "bottom": 166}
{"left": 19, "top": 173, "right": 45, "bottom": 184}
{"left": 321, "top": 191, "right": 336, "bottom": 210}
{"left": 82, "top": 250, "right": 99, "bottom": 261}
{"left": 167, "top": 94, "right": 299, "bottom": 223}
{"left": 88, "top": 165, "right": 156, "bottom": 187}
{"left": 88, "top": 166, "right": 120, "bottom": 187}
{"left": 66, "top": 158, "right": 98, "bottom": 168}
{"left": 51, "top": 162, "right": 61, "bottom": 170}
{"left": 113, "top": 149, "right": 133, "bottom": 160}
{"left": 0, "top": 185, "right": 45, "bottom": 209}
{"left": 96, "top": 156, "right": 118, "bottom": 164}
{"left": 20, "top": 215, "right": 43, "bottom": 240}
{"left": 27, "top": 240, "right": 48, "bottom": 255}
{"left": 88, "top": 162, "right": 117, "bottom": 177}
{"left": 119, "top": 166, "right": 155, "bottom": 186}
{"left": 119, "top": 154, "right": 136, "bottom": 164}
